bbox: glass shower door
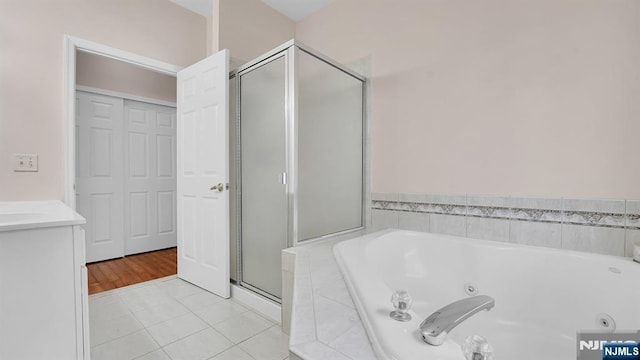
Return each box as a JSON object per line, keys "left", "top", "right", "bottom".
{"left": 239, "top": 55, "right": 287, "bottom": 300}
{"left": 297, "top": 49, "right": 364, "bottom": 241}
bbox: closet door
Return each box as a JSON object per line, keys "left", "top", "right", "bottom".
{"left": 76, "top": 91, "right": 125, "bottom": 263}
{"left": 124, "top": 100, "right": 177, "bottom": 255}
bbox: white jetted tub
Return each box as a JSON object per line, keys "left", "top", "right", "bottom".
{"left": 334, "top": 229, "right": 640, "bottom": 359}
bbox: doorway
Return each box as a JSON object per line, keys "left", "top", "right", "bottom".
{"left": 75, "top": 51, "right": 177, "bottom": 276}
{"left": 75, "top": 86, "right": 178, "bottom": 263}
{"left": 65, "top": 36, "right": 233, "bottom": 302}
{"left": 71, "top": 46, "right": 179, "bottom": 290}
{"left": 65, "top": 37, "right": 248, "bottom": 358}
{"left": 85, "top": 248, "right": 177, "bottom": 294}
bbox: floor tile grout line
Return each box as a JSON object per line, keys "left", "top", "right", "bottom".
{"left": 90, "top": 328, "right": 161, "bottom": 360}
{"left": 163, "top": 326, "right": 235, "bottom": 359}
{"left": 143, "top": 312, "right": 209, "bottom": 348}
{"left": 144, "top": 284, "right": 268, "bottom": 348}
{"left": 326, "top": 321, "right": 367, "bottom": 360}
{"left": 203, "top": 344, "right": 259, "bottom": 360}
{"left": 302, "top": 251, "right": 320, "bottom": 342}
{"left": 90, "top": 281, "right": 206, "bottom": 349}
{"left": 91, "top": 277, "right": 289, "bottom": 359}
{"left": 89, "top": 300, "right": 147, "bottom": 348}
{"left": 235, "top": 323, "right": 283, "bottom": 347}
{"left": 88, "top": 314, "right": 145, "bottom": 348}
{"left": 128, "top": 329, "right": 163, "bottom": 360}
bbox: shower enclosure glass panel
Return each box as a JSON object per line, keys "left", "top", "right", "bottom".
{"left": 233, "top": 41, "right": 366, "bottom": 301}
{"left": 239, "top": 56, "right": 288, "bottom": 299}
{"left": 297, "top": 49, "right": 364, "bottom": 241}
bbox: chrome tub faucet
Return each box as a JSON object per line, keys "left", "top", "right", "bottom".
{"left": 420, "top": 295, "right": 495, "bottom": 346}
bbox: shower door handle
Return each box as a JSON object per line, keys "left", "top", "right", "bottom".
{"left": 282, "top": 172, "right": 287, "bottom": 185}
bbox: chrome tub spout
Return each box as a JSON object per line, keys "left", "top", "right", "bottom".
{"left": 420, "top": 295, "right": 495, "bottom": 346}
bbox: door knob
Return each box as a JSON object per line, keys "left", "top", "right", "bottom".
{"left": 210, "top": 183, "right": 224, "bottom": 192}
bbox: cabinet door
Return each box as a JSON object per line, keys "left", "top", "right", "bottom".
{"left": 0, "top": 227, "right": 78, "bottom": 359}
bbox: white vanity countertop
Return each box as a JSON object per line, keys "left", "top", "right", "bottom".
{"left": 0, "top": 200, "right": 85, "bottom": 232}
{"left": 288, "top": 232, "right": 378, "bottom": 360}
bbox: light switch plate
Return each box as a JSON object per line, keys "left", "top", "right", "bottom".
{"left": 14, "top": 154, "right": 38, "bottom": 172}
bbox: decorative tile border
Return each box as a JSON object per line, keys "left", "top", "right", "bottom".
{"left": 467, "top": 205, "right": 510, "bottom": 219}
{"left": 371, "top": 196, "right": 640, "bottom": 230}
{"left": 511, "top": 208, "right": 562, "bottom": 223}
{"left": 563, "top": 211, "right": 626, "bottom": 228}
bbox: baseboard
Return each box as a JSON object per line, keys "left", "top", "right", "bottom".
{"left": 231, "top": 284, "right": 281, "bottom": 324}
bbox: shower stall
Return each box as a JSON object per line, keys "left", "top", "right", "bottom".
{"left": 229, "top": 40, "right": 366, "bottom": 302}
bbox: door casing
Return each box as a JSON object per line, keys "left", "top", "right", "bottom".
{"left": 63, "top": 35, "right": 182, "bottom": 209}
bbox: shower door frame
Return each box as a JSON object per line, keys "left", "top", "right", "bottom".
{"left": 231, "top": 40, "right": 369, "bottom": 302}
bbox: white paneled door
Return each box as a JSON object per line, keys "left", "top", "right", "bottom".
{"left": 76, "top": 91, "right": 125, "bottom": 263}
{"left": 177, "top": 50, "right": 230, "bottom": 298}
{"left": 76, "top": 91, "right": 177, "bottom": 263}
{"left": 124, "top": 100, "right": 177, "bottom": 255}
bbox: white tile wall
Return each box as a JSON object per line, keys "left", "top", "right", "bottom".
{"left": 509, "top": 220, "right": 561, "bottom": 248}
{"left": 398, "top": 211, "right": 429, "bottom": 232}
{"left": 561, "top": 224, "right": 625, "bottom": 256}
{"left": 466, "top": 217, "right": 509, "bottom": 242}
{"left": 625, "top": 229, "right": 640, "bottom": 258}
{"left": 562, "top": 198, "right": 625, "bottom": 213}
{"left": 509, "top": 197, "right": 561, "bottom": 211}
{"left": 627, "top": 200, "right": 640, "bottom": 228}
{"left": 626, "top": 201, "right": 640, "bottom": 258}
{"left": 430, "top": 193, "right": 466, "bottom": 205}
{"left": 371, "top": 209, "right": 399, "bottom": 231}
{"left": 371, "top": 192, "right": 640, "bottom": 258}
{"left": 430, "top": 213, "right": 466, "bottom": 236}
{"left": 467, "top": 194, "right": 509, "bottom": 208}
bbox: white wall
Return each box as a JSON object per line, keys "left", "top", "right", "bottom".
{"left": 296, "top": 0, "right": 640, "bottom": 199}
{"left": 76, "top": 51, "right": 176, "bottom": 103}
{"left": 0, "top": 0, "right": 206, "bottom": 201}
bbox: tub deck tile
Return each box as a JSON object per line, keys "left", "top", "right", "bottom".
{"left": 289, "top": 231, "right": 376, "bottom": 359}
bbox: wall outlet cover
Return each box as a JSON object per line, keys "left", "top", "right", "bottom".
{"left": 13, "top": 154, "right": 38, "bottom": 172}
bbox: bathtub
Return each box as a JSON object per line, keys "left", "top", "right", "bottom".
{"left": 333, "top": 229, "right": 640, "bottom": 360}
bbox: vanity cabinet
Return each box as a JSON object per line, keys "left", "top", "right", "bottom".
{"left": 0, "top": 201, "right": 89, "bottom": 359}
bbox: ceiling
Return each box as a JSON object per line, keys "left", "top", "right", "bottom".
{"left": 260, "top": 0, "right": 332, "bottom": 21}
{"left": 169, "top": 0, "right": 332, "bottom": 21}
{"left": 169, "top": 0, "right": 212, "bottom": 17}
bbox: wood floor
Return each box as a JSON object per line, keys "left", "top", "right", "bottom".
{"left": 87, "top": 247, "right": 177, "bottom": 295}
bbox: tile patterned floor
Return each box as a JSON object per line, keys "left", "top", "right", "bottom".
{"left": 89, "top": 275, "right": 290, "bottom": 360}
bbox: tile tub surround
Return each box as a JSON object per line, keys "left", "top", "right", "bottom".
{"left": 371, "top": 193, "right": 639, "bottom": 257}
{"left": 285, "top": 200, "right": 640, "bottom": 359}
{"left": 286, "top": 232, "right": 377, "bottom": 360}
